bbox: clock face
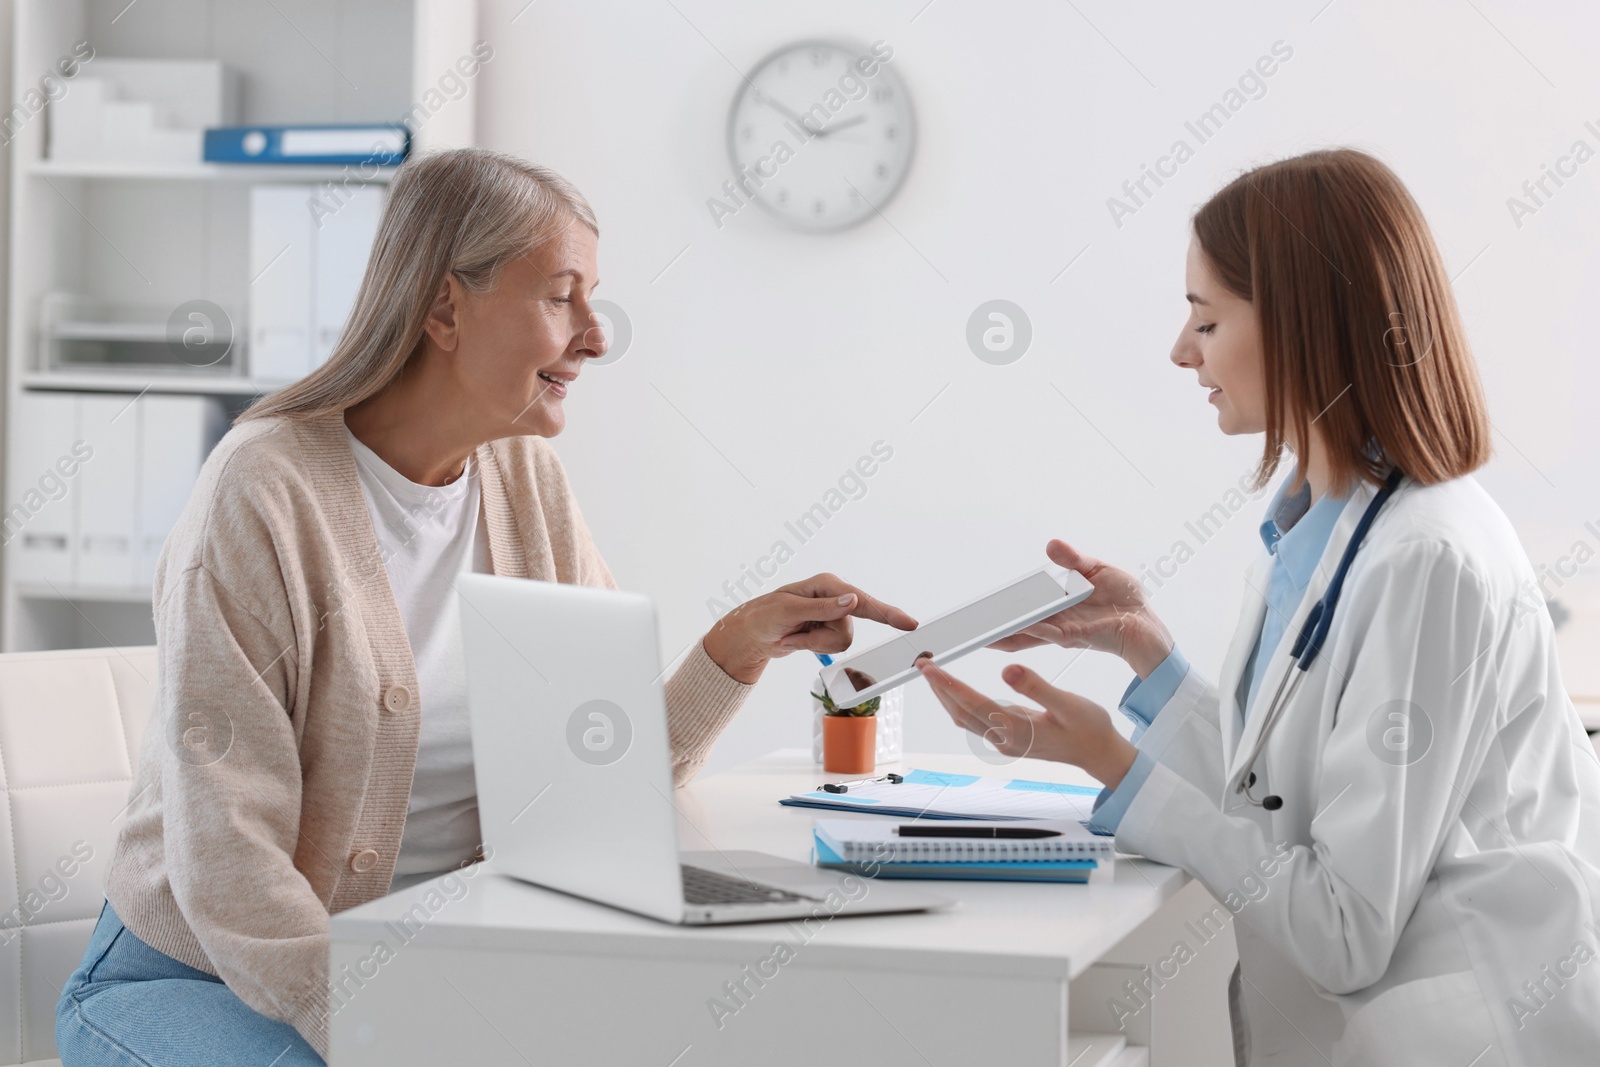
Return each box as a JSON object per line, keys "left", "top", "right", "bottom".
{"left": 725, "top": 39, "right": 916, "bottom": 232}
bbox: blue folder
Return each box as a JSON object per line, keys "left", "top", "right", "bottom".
{"left": 204, "top": 124, "right": 410, "bottom": 166}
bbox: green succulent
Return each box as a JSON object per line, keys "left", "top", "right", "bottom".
{"left": 814, "top": 687, "right": 879, "bottom": 717}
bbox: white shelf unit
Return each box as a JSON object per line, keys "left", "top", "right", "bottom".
{"left": 3, "top": 0, "right": 479, "bottom": 652}
{"left": 18, "top": 371, "right": 282, "bottom": 396}
{"left": 27, "top": 160, "right": 405, "bottom": 182}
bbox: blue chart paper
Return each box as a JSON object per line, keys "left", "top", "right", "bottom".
{"left": 903, "top": 769, "right": 981, "bottom": 787}
{"left": 781, "top": 768, "right": 1106, "bottom": 829}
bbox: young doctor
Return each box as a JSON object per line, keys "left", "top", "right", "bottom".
{"left": 917, "top": 148, "right": 1600, "bottom": 1066}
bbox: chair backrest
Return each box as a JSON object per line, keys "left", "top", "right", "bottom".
{"left": 0, "top": 645, "right": 157, "bottom": 1065}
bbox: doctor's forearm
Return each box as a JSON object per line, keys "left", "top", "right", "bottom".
{"left": 1123, "top": 615, "right": 1175, "bottom": 679}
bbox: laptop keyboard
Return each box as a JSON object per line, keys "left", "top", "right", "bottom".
{"left": 680, "top": 864, "right": 806, "bottom": 906}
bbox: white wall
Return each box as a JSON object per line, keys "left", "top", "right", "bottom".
{"left": 0, "top": 0, "right": 11, "bottom": 474}
{"left": 474, "top": 0, "right": 1600, "bottom": 778}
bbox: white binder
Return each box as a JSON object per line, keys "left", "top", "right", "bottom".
{"left": 249, "top": 185, "right": 316, "bottom": 381}
{"left": 250, "top": 183, "right": 385, "bottom": 381}
{"left": 136, "top": 396, "right": 227, "bottom": 587}
{"left": 313, "top": 185, "right": 384, "bottom": 364}
{"left": 75, "top": 395, "right": 140, "bottom": 587}
{"left": 3, "top": 393, "right": 79, "bottom": 584}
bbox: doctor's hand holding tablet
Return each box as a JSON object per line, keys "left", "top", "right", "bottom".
{"left": 938, "top": 539, "right": 1185, "bottom": 782}
{"left": 913, "top": 541, "right": 1172, "bottom": 789}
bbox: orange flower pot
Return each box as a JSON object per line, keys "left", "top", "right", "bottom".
{"left": 822, "top": 714, "right": 877, "bottom": 775}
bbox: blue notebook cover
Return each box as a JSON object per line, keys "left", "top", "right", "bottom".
{"left": 813, "top": 835, "right": 1095, "bottom": 883}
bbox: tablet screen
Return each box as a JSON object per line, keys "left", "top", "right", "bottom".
{"left": 840, "top": 570, "right": 1068, "bottom": 689}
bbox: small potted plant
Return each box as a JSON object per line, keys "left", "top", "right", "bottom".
{"left": 817, "top": 668, "right": 879, "bottom": 774}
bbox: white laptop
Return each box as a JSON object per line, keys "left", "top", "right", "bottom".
{"left": 457, "top": 573, "right": 951, "bottom": 925}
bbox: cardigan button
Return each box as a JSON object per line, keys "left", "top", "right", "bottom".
{"left": 383, "top": 685, "right": 411, "bottom": 713}
{"left": 350, "top": 849, "right": 379, "bottom": 873}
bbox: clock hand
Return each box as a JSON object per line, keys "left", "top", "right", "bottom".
{"left": 757, "top": 92, "right": 812, "bottom": 128}
{"left": 817, "top": 115, "right": 867, "bottom": 135}
{"left": 755, "top": 92, "right": 868, "bottom": 139}
{"left": 787, "top": 112, "right": 867, "bottom": 140}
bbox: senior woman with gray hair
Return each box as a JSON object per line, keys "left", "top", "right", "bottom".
{"left": 54, "top": 148, "right": 916, "bottom": 1066}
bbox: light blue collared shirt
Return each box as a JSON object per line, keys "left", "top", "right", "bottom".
{"left": 1087, "top": 467, "right": 1348, "bottom": 834}
{"left": 1236, "top": 474, "right": 1350, "bottom": 725}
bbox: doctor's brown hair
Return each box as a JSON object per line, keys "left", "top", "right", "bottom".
{"left": 1193, "top": 148, "right": 1490, "bottom": 496}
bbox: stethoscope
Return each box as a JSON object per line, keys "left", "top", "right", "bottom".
{"left": 1233, "top": 467, "right": 1405, "bottom": 811}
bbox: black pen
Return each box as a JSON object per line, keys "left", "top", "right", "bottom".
{"left": 895, "top": 826, "right": 1061, "bottom": 839}
{"left": 818, "top": 773, "right": 903, "bottom": 794}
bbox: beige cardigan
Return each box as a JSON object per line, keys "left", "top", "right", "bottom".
{"left": 103, "top": 411, "right": 751, "bottom": 1059}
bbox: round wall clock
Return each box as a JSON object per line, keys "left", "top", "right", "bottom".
{"left": 725, "top": 39, "right": 916, "bottom": 232}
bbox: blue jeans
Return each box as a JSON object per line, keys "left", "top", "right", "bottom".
{"left": 55, "top": 899, "right": 324, "bottom": 1066}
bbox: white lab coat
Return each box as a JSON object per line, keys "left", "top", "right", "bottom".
{"left": 1115, "top": 474, "right": 1600, "bottom": 1066}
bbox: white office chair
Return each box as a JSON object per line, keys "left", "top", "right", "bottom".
{"left": 0, "top": 645, "right": 158, "bottom": 1067}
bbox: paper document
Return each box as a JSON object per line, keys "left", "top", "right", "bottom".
{"left": 780, "top": 768, "right": 1105, "bottom": 827}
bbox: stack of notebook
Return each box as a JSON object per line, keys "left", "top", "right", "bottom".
{"left": 812, "top": 818, "right": 1114, "bottom": 883}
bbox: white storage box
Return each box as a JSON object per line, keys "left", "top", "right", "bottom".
{"left": 48, "top": 58, "right": 237, "bottom": 164}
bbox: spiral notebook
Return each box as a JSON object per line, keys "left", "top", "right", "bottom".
{"left": 814, "top": 818, "right": 1114, "bottom": 864}
{"left": 813, "top": 835, "right": 1096, "bottom": 883}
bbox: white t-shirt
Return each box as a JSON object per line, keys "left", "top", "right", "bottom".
{"left": 343, "top": 425, "right": 490, "bottom": 894}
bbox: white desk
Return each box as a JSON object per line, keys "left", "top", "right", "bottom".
{"left": 328, "top": 750, "right": 1211, "bottom": 1066}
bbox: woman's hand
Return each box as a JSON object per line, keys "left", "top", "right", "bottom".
{"left": 990, "top": 539, "right": 1174, "bottom": 678}
{"left": 915, "top": 655, "right": 1137, "bottom": 789}
{"left": 701, "top": 573, "right": 918, "bottom": 685}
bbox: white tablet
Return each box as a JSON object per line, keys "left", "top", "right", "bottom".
{"left": 820, "top": 566, "right": 1094, "bottom": 708}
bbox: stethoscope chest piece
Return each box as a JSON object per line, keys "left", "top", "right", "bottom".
{"left": 1236, "top": 769, "right": 1284, "bottom": 811}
